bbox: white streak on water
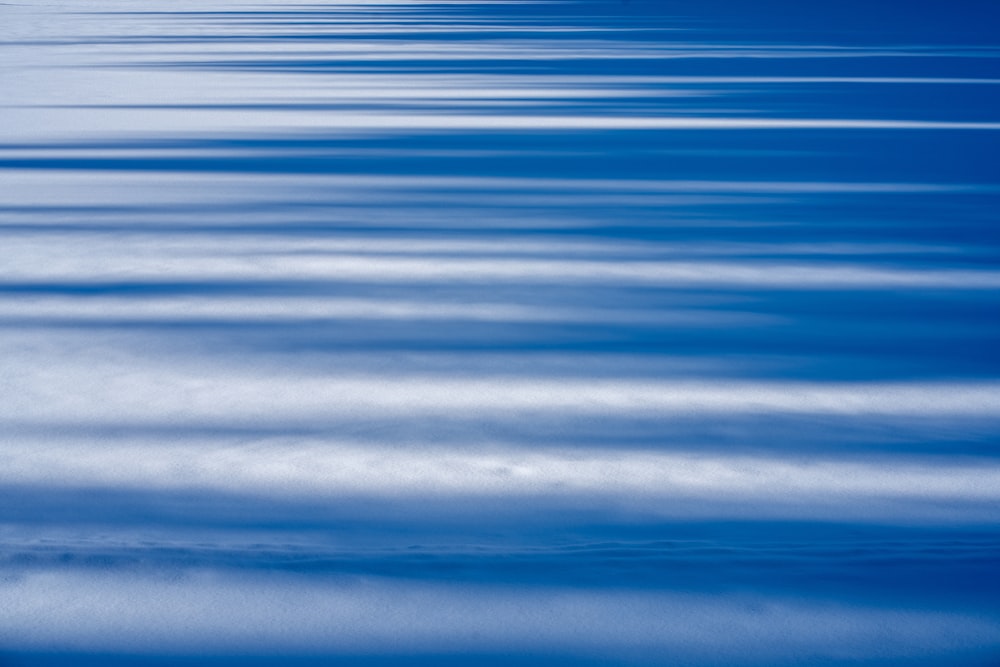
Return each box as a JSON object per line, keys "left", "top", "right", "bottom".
{"left": 0, "top": 296, "right": 775, "bottom": 326}
{"left": 3, "top": 438, "right": 999, "bottom": 510}
{"left": 6, "top": 109, "right": 1000, "bottom": 139}
{"left": 3, "top": 235, "right": 999, "bottom": 288}
{"left": 3, "top": 352, "right": 998, "bottom": 421}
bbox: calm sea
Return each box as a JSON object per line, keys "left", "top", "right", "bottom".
{"left": 1, "top": 1, "right": 999, "bottom": 664}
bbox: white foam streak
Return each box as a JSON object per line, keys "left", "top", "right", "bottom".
{"left": 0, "top": 334, "right": 1000, "bottom": 422}
{"left": 3, "top": 234, "right": 1000, "bottom": 288}
{"left": 0, "top": 295, "right": 769, "bottom": 326}
{"left": 4, "top": 438, "right": 999, "bottom": 510}
{"left": 4, "top": 348, "right": 999, "bottom": 421}
{"left": 6, "top": 108, "right": 1000, "bottom": 142}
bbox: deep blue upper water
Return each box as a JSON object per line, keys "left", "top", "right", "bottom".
{"left": 1, "top": 1, "right": 999, "bottom": 664}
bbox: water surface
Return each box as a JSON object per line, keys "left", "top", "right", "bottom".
{"left": 1, "top": 1, "right": 999, "bottom": 664}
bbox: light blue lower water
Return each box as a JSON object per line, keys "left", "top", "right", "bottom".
{"left": 1, "top": 1, "right": 999, "bottom": 664}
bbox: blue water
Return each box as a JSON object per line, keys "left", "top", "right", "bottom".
{"left": 1, "top": 1, "right": 999, "bottom": 664}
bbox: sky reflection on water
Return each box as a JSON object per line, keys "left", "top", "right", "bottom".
{"left": 1, "top": 0, "right": 999, "bottom": 665}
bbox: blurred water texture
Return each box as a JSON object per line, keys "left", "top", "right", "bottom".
{"left": 1, "top": 0, "right": 999, "bottom": 664}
